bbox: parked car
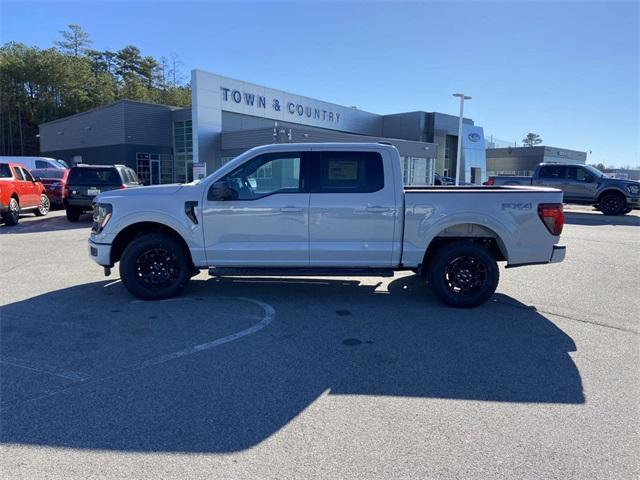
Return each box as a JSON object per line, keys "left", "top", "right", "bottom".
{"left": 88, "top": 143, "right": 566, "bottom": 308}
{"left": 65, "top": 164, "right": 140, "bottom": 222}
{"left": 0, "top": 162, "right": 50, "bottom": 225}
{"left": 31, "top": 168, "right": 70, "bottom": 207}
{"left": 484, "top": 163, "right": 640, "bottom": 215}
{"left": 0, "top": 156, "right": 68, "bottom": 170}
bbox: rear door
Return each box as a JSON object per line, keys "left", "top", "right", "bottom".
{"left": 308, "top": 149, "right": 397, "bottom": 267}
{"left": 534, "top": 165, "right": 568, "bottom": 195}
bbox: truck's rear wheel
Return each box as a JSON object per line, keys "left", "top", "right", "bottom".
{"left": 428, "top": 241, "right": 499, "bottom": 308}
{"left": 119, "top": 233, "right": 191, "bottom": 300}
{"left": 66, "top": 206, "right": 81, "bottom": 222}
{"left": 599, "top": 192, "right": 626, "bottom": 216}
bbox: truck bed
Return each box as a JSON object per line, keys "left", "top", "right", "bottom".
{"left": 401, "top": 185, "right": 564, "bottom": 267}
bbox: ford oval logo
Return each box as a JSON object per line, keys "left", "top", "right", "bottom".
{"left": 468, "top": 132, "right": 481, "bottom": 142}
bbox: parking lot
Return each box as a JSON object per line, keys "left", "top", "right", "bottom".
{"left": 1, "top": 209, "right": 639, "bottom": 479}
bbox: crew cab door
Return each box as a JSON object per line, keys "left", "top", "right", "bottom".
{"left": 202, "top": 150, "right": 310, "bottom": 266}
{"left": 534, "top": 165, "right": 568, "bottom": 196}
{"left": 308, "top": 149, "right": 397, "bottom": 267}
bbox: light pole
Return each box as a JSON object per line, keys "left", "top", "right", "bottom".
{"left": 453, "top": 93, "right": 471, "bottom": 186}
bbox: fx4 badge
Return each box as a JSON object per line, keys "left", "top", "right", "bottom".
{"left": 502, "top": 202, "right": 532, "bottom": 210}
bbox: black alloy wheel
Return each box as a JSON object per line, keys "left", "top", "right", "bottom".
{"left": 428, "top": 241, "right": 499, "bottom": 308}
{"left": 599, "top": 192, "right": 626, "bottom": 216}
{"left": 120, "top": 233, "right": 191, "bottom": 300}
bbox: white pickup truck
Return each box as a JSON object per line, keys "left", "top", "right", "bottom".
{"left": 88, "top": 143, "right": 566, "bottom": 308}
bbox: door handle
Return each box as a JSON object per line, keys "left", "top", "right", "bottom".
{"left": 366, "top": 206, "right": 391, "bottom": 213}
{"left": 280, "top": 206, "right": 303, "bottom": 213}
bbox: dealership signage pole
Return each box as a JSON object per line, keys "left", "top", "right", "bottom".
{"left": 453, "top": 93, "right": 471, "bottom": 186}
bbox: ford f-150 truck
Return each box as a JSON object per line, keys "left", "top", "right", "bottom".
{"left": 88, "top": 143, "right": 566, "bottom": 308}
{"left": 485, "top": 163, "right": 640, "bottom": 215}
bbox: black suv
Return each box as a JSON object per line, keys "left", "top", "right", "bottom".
{"left": 65, "top": 164, "right": 140, "bottom": 221}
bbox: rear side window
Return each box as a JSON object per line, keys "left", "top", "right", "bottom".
{"left": 0, "top": 163, "right": 11, "bottom": 178}
{"left": 68, "top": 167, "right": 121, "bottom": 185}
{"left": 317, "top": 151, "right": 384, "bottom": 193}
{"left": 539, "top": 165, "right": 567, "bottom": 179}
{"left": 35, "top": 160, "right": 50, "bottom": 169}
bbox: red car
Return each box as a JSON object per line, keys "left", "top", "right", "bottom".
{"left": 0, "top": 162, "right": 50, "bottom": 226}
{"left": 31, "top": 168, "right": 70, "bottom": 207}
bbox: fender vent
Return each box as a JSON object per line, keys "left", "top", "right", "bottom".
{"left": 185, "top": 201, "right": 198, "bottom": 224}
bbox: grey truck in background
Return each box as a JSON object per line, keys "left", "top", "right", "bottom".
{"left": 485, "top": 163, "right": 640, "bottom": 215}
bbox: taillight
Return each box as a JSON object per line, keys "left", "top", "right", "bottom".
{"left": 119, "top": 184, "right": 127, "bottom": 189}
{"left": 538, "top": 203, "right": 564, "bottom": 236}
{"left": 484, "top": 178, "right": 495, "bottom": 186}
{"left": 63, "top": 184, "right": 69, "bottom": 198}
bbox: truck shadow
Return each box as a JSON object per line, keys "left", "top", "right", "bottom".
{"left": 0, "top": 275, "right": 584, "bottom": 453}
{"left": 564, "top": 211, "right": 640, "bottom": 226}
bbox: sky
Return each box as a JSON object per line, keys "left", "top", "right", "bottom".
{"left": 1, "top": 0, "right": 638, "bottom": 167}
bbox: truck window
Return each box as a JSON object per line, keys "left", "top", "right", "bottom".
{"left": 567, "top": 167, "right": 591, "bottom": 182}
{"left": 35, "top": 160, "right": 50, "bottom": 169}
{"left": 210, "top": 152, "right": 302, "bottom": 201}
{"left": 317, "top": 151, "right": 384, "bottom": 193}
{"left": 539, "top": 165, "right": 566, "bottom": 179}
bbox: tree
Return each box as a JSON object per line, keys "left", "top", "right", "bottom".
{"left": 55, "top": 24, "right": 92, "bottom": 57}
{"left": 522, "top": 132, "right": 543, "bottom": 147}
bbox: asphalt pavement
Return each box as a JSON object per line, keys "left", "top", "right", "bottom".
{"left": 0, "top": 209, "right": 638, "bottom": 479}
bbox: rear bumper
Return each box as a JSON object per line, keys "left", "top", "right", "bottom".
{"left": 88, "top": 239, "right": 112, "bottom": 267}
{"left": 65, "top": 198, "right": 94, "bottom": 209}
{"left": 549, "top": 245, "right": 566, "bottom": 263}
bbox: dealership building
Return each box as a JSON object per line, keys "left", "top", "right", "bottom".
{"left": 486, "top": 146, "right": 587, "bottom": 177}
{"left": 39, "top": 69, "right": 488, "bottom": 185}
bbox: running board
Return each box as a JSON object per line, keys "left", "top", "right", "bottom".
{"left": 208, "top": 267, "right": 395, "bottom": 278}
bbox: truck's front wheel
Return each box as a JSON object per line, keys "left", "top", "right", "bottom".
{"left": 119, "top": 233, "right": 191, "bottom": 300}
{"left": 428, "top": 241, "right": 499, "bottom": 308}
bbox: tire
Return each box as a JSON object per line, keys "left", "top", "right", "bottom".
{"left": 599, "top": 192, "right": 626, "bottom": 216}
{"left": 1, "top": 197, "right": 20, "bottom": 226}
{"left": 119, "top": 233, "right": 191, "bottom": 300}
{"left": 34, "top": 194, "right": 50, "bottom": 216}
{"left": 428, "top": 241, "right": 499, "bottom": 308}
{"left": 66, "top": 206, "right": 81, "bottom": 222}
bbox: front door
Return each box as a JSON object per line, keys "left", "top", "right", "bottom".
{"left": 308, "top": 150, "right": 397, "bottom": 267}
{"left": 202, "top": 150, "right": 310, "bottom": 266}
{"left": 564, "top": 166, "right": 598, "bottom": 201}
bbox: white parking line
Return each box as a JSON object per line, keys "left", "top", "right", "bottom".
{"left": 1, "top": 357, "right": 90, "bottom": 381}
{"left": 0, "top": 296, "right": 276, "bottom": 410}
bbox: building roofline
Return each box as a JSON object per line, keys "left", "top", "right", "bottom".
{"left": 38, "top": 99, "right": 186, "bottom": 127}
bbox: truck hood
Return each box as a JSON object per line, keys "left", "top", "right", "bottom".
{"left": 96, "top": 184, "right": 184, "bottom": 201}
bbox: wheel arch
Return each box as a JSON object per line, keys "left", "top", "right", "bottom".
{"left": 419, "top": 222, "right": 508, "bottom": 275}
{"left": 597, "top": 188, "right": 626, "bottom": 203}
{"left": 110, "top": 221, "right": 194, "bottom": 267}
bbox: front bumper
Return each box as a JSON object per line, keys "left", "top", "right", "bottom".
{"left": 550, "top": 245, "right": 566, "bottom": 264}
{"left": 626, "top": 196, "right": 640, "bottom": 209}
{"left": 88, "top": 239, "right": 112, "bottom": 267}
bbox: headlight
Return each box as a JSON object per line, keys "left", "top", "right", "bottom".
{"left": 92, "top": 203, "right": 113, "bottom": 233}
{"left": 626, "top": 184, "right": 639, "bottom": 195}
